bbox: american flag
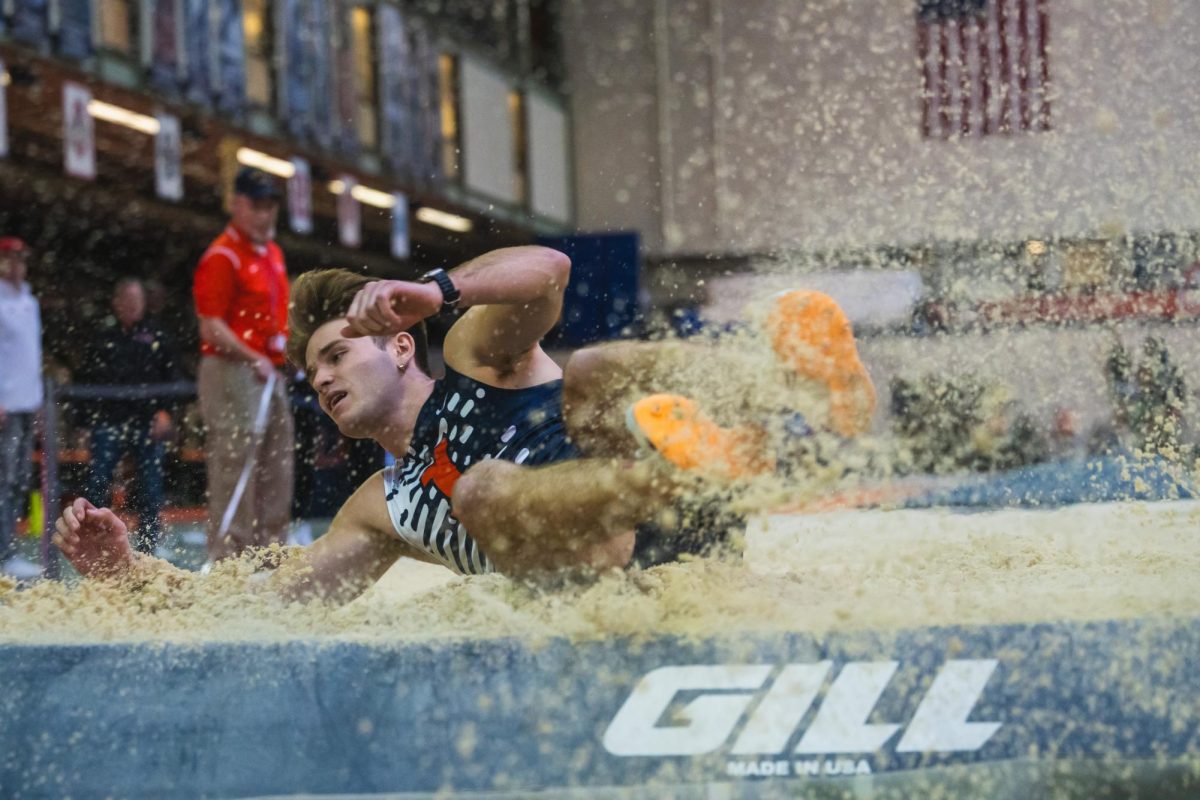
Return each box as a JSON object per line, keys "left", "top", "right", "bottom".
{"left": 916, "top": 0, "right": 1051, "bottom": 139}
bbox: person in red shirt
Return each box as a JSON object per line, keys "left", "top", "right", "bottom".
{"left": 193, "top": 167, "right": 294, "bottom": 562}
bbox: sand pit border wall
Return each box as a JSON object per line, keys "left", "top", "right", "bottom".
{"left": 1, "top": 617, "right": 1196, "bottom": 798}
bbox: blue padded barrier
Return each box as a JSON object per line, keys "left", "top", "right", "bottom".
{"left": 2, "top": 617, "right": 1198, "bottom": 798}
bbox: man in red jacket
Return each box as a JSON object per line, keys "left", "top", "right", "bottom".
{"left": 192, "top": 167, "right": 293, "bottom": 562}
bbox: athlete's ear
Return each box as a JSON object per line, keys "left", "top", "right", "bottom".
{"left": 386, "top": 330, "right": 416, "bottom": 366}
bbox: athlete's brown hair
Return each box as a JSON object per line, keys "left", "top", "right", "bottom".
{"left": 287, "top": 268, "right": 429, "bottom": 375}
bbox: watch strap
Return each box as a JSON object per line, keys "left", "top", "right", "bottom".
{"left": 421, "top": 268, "right": 461, "bottom": 314}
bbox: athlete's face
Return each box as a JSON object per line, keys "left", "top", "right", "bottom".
{"left": 305, "top": 318, "right": 412, "bottom": 439}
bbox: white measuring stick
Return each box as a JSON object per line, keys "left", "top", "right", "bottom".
{"left": 216, "top": 371, "right": 278, "bottom": 542}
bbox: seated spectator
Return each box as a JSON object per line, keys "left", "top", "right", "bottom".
{"left": 76, "top": 278, "right": 181, "bottom": 554}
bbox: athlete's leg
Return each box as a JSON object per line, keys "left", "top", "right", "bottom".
{"left": 562, "top": 291, "right": 875, "bottom": 457}
{"left": 451, "top": 455, "right": 695, "bottom": 576}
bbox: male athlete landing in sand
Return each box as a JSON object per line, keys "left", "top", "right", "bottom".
{"left": 55, "top": 246, "right": 874, "bottom": 600}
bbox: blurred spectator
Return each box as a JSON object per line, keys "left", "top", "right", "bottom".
{"left": 193, "top": 167, "right": 294, "bottom": 562}
{"left": 76, "top": 278, "right": 181, "bottom": 554}
{"left": 1105, "top": 337, "right": 1188, "bottom": 456}
{"left": 911, "top": 296, "right": 951, "bottom": 335}
{"left": 0, "top": 237, "right": 43, "bottom": 579}
{"left": 1049, "top": 407, "right": 1086, "bottom": 460}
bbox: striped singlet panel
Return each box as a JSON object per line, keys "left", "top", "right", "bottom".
{"left": 382, "top": 367, "right": 579, "bottom": 575}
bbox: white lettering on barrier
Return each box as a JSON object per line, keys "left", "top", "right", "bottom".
{"left": 896, "top": 659, "right": 1001, "bottom": 752}
{"left": 794, "top": 661, "right": 901, "bottom": 754}
{"left": 603, "top": 659, "right": 1001, "bottom": 759}
{"left": 602, "top": 665, "right": 773, "bottom": 756}
{"left": 732, "top": 662, "right": 831, "bottom": 754}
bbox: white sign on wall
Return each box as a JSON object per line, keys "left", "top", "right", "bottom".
{"left": 390, "top": 192, "right": 409, "bottom": 260}
{"left": 337, "top": 175, "right": 361, "bottom": 248}
{"left": 62, "top": 81, "right": 95, "bottom": 180}
{"left": 0, "top": 58, "right": 9, "bottom": 159}
{"left": 288, "top": 157, "right": 313, "bottom": 234}
{"left": 154, "top": 112, "right": 183, "bottom": 200}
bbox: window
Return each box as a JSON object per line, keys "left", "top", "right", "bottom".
{"left": 351, "top": 5, "right": 378, "bottom": 149}
{"left": 508, "top": 89, "right": 528, "bottom": 206}
{"left": 98, "top": 0, "right": 139, "bottom": 55}
{"left": 438, "top": 53, "right": 461, "bottom": 180}
{"left": 243, "top": 0, "right": 275, "bottom": 109}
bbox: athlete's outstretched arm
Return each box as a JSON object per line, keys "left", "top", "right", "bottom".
{"left": 54, "top": 474, "right": 424, "bottom": 605}
{"left": 270, "top": 470, "right": 427, "bottom": 603}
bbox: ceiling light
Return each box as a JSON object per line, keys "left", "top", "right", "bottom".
{"left": 87, "top": 100, "right": 160, "bottom": 135}
{"left": 236, "top": 147, "right": 296, "bottom": 178}
{"left": 327, "top": 180, "right": 398, "bottom": 209}
{"left": 416, "top": 206, "right": 473, "bottom": 233}
{"left": 351, "top": 185, "right": 396, "bottom": 209}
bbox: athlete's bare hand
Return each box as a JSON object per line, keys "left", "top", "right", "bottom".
{"left": 343, "top": 280, "right": 443, "bottom": 338}
{"left": 52, "top": 498, "right": 137, "bottom": 579}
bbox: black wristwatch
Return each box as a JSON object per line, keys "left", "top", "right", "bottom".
{"left": 420, "top": 268, "right": 462, "bottom": 314}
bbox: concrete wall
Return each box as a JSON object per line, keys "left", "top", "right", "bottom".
{"left": 563, "top": 0, "right": 1200, "bottom": 257}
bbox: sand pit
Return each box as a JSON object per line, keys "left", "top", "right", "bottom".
{"left": 2, "top": 500, "right": 1198, "bottom": 798}
{"left": 2, "top": 500, "right": 1196, "bottom": 644}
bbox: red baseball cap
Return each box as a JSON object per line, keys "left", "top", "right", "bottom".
{"left": 0, "top": 237, "right": 28, "bottom": 253}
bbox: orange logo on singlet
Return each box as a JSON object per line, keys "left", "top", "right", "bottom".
{"left": 419, "top": 439, "right": 462, "bottom": 498}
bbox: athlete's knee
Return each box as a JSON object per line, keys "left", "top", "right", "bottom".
{"left": 563, "top": 343, "right": 638, "bottom": 422}
{"left": 452, "top": 459, "right": 520, "bottom": 533}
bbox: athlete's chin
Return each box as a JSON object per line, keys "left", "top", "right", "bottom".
{"left": 333, "top": 413, "right": 372, "bottom": 440}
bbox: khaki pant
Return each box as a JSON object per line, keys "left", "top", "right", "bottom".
{"left": 198, "top": 356, "right": 294, "bottom": 561}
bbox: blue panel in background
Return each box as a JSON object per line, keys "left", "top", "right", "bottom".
{"left": 539, "top": 232, "right": 641, "bottom": 347}
{"left": 214, "top": 0, "right": 245, "bottom": 115}
{"left": 56, "top": 0, "right": 92, "bottom": 61}
{"left": 181, "top": 0, "right": 212, "bottom": 106}
{"left": 8, "top": 0, "right": 48, "bottom": 47}
{"left": 147, "top": 0, "right": 180, "bottom": 91}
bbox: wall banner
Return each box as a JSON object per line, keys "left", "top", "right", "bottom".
{"left": 390, "top": 193, "right": 409, "bottom": 260}
{"left": 9, "top": 0, "right": 49, "bottom": 47}
{"left": 155, "top": 112, "right": 184, "bottom": 200}
{"left": 332, "top": 2, "right": 359, "bottom": 155}
{"left": 0, "top": 59, "right": 8, "bottom": 159}
{"left": 377, "top": 4, "right": 412, "bottom": 178}
{"left": 288, "top": 157, "right": 313, "bottom": 235}
{"left": 57, "top": 0, "right": 93, "bottom": 61}
{"left": 182, "top": 0, "right": 214, "bottom": 105}
{"left": 337, "top": 175, "right": 361, "bottom": 248}
{"left": 149, "top": 0, "right": 182, "bottom": 90}
{"left": 62, "top": 81, "right": 95, "bottom": 180}
{"left": 214, "top": 0, "right": 245, "bottom": 114}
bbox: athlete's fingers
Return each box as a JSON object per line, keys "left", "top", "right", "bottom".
{"left": 72, "top": 496, "right": 92, "bottom": 519}
{"left": 52, "top": 532, "right": 72, "bottom": 555}
{"left": 379, "top": 286, "right": 408, "bottom": 329}
{"left": 363, "top": 298, "right": 395, "bottom": 332}
{"left": 358, "top": 283, "right": 393, "bottom": 331}
{"left": 347, "top": 287, "right": 368, "bottom": 324}
{"left": 347, "top": 286, "right": 385, "bottom": 335}
{"left": 63, "top": 504, "right": 81, "bottom": 533}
